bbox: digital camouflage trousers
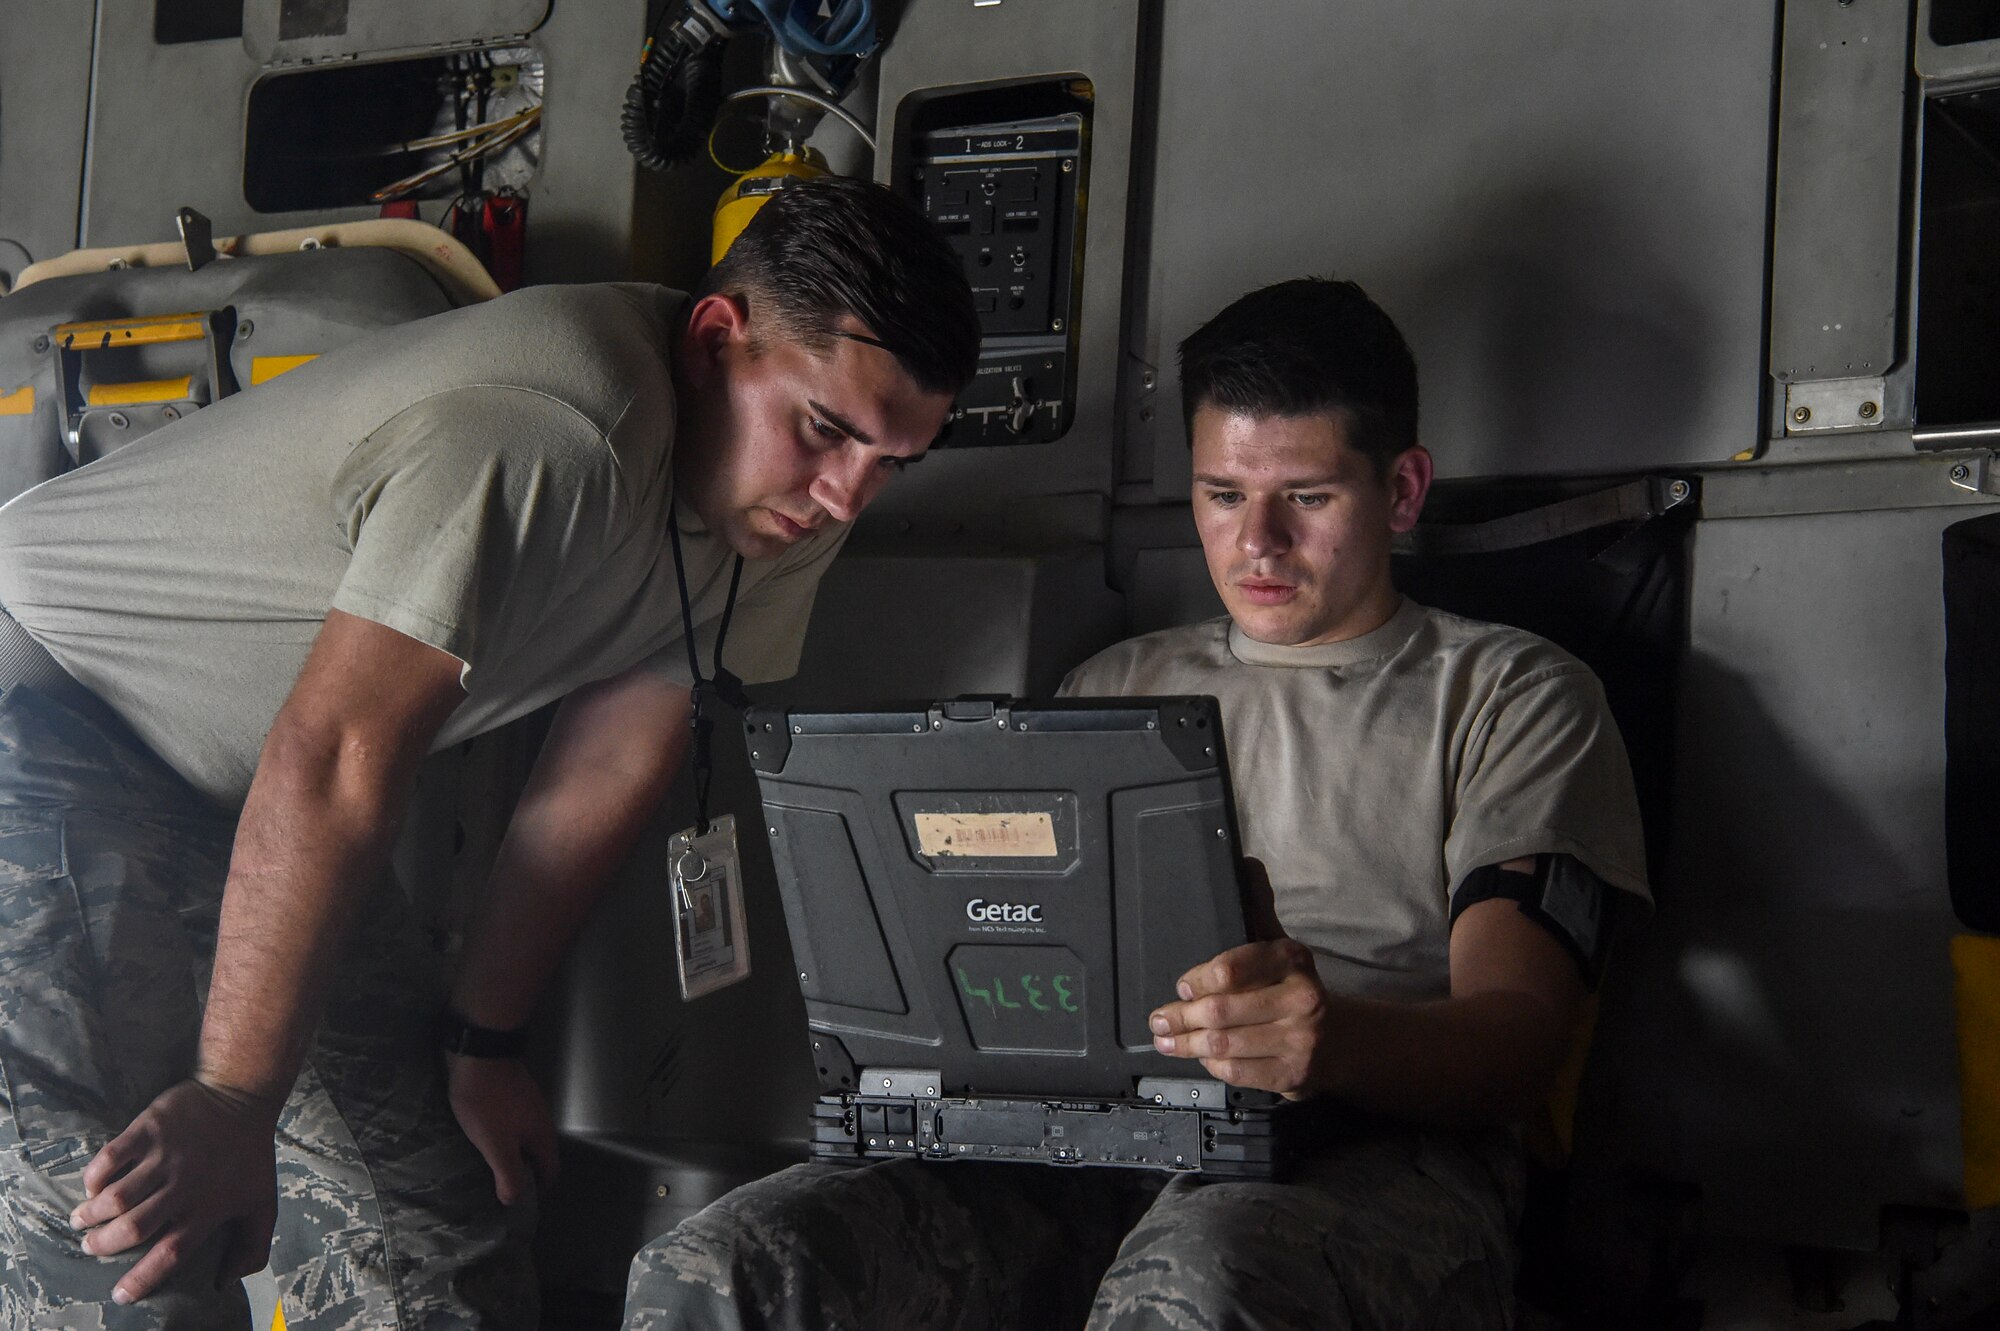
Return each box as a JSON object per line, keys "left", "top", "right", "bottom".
{"left": 0, "top": 685, "right": 534, "bottom": 1330}
{"left": 623, "top": 1126, "right": 1524, "bottom": 1331}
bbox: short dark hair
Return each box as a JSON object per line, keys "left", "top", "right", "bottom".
{"left": 703, "top": 176, "right": 980, "bottom": 397}
{"left": 1177, "top": 277, "right": 1419, "bottom": 474}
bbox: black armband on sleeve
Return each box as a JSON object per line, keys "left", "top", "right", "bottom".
{"left": 1448, "top": 854, "right": 1620, "bottom": 990}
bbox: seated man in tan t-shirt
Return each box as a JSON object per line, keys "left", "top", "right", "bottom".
{"left": 621, "top": 276, "right": 1651, "bottom": 1331}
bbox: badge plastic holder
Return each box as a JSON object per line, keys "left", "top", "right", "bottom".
{"left": 669, "top": 813, "right": 752, "bottom": 1000}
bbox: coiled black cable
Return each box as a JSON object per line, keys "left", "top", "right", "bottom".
{"left": 621, "top": 18, "right": 729, "bottom": 173}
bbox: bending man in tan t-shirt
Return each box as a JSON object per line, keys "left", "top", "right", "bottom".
{"left": 0, "top": 179, "right": 978, "bottom": 1329}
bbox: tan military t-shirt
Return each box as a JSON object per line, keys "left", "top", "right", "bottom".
{"left": 0, "top": 283, "right": 845, "bottom": 807}
{"left": 1060, "top": 599, "right": 1651, "bottom": 1001}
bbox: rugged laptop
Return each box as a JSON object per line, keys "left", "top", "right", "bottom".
{"left": 743, "top": 695, "right": 1287, "bottom": 1180}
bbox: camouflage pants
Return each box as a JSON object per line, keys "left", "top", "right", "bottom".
{"left": 623, "top": 1128, "right": 1522, "bottom": 1331}
{"left": 0, "top": 685, "right": 533, "bottom": 1330}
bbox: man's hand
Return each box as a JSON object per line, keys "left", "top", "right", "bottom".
{"left": 71, "top": 1078, "right": 281, "bottom": 1305}
{"left": 446, "top": 1055, "right": 559, "bottom": 1207}
{"left": 1148, "top": 937, "right": 1335, "bottom": 1100}
{"left": 1154, "top": 856, "right": 1590, "bottom": 1125}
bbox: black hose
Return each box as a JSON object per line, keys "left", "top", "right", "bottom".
{"left": 621, "top": 22, "right": 728, "bottom": 173}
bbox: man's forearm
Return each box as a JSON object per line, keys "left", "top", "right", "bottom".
{"left": 197, "top": 718, "right": 417, "bottom": 1108}
{"left": 450, "top": 673, "right": 692, "bottom": 1031}
{"left": 449, "top": 765, "right": 674, "bottom": 1029}
{"left": 1313, "top": 988, "right": 1572, "bottom": 1126}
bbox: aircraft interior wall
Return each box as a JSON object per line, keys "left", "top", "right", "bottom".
{"left": 2, "top": 0, "right": 1998, "bottom": 1325}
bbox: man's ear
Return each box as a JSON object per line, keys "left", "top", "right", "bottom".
{"left": 1386, "top": 444, "right": 1433, "bottom": 534}
{"left": 679, "top": 293, "right": 750, "bottom": 389}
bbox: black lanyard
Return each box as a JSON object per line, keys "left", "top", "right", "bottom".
{"left": 667, "top": 506, "right": 746, "bottom": 836}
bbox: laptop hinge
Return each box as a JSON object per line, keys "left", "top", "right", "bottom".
{"left": 1135, "top": 1076, "right": 1229, "bottom": 1108}
{"left": 859, "top": 1068, "right": 944, "bottom": 1099}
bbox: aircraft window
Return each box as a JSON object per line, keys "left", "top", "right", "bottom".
{"left": 244, "top": 47, "right": 543, "bottom": 213}
{"left": 1916, "top": 92, "right": 2000, "bottom": 431}
{"left": 154, "top": 0, "right": 243, "bottom": 44}
{"left": 1931, "top": 0, "right": 2000, "bottom": 46}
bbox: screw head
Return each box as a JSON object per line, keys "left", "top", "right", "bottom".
{"left": 1062, "top": 159, "right": 1075, "bottom": 172}
{"left": 1859, "top": 401, "right": 1879, "bottom": 420}
{"left": 1792, "top": 406, "right": 1813, "bottom": 424}
{"left": 1668, "top": 479, "right": 1691, "bottom": 502}
{"left": 237, "top": 320, "right": 254, "bottom": 340}
{"left": 1051, "top": 318, "right": 1064, "bottom": 331}
{"left": 1952, "top": 463, "right": 1972, "bottom": 482}
{"left": 107, "top": 411, "right": 129, "bottom": 429}
{"left": 655, "top": 1184, "right": 669, "bottom": 1198}
{"left": 30, "top": 335, "right": 49, "bottom": 353}
{"left": 161, "top": 405, "right": 180, "bottom": 420}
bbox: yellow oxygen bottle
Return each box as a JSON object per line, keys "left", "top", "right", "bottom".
{"left": 711, "top": 149, "right": 829, "bottom": 265}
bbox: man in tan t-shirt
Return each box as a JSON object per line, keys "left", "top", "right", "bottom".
{"left": 0, "top": 179, "right": 978, "bottom": 1329}
{"left": 619, "top": 277, "right": 1649, "bottom": 1331}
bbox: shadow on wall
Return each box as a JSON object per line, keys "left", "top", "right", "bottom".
{"left": 1399, "top": 178, "right": 1719, "bottom": 477}
{"left": 1574, "top": 651, "right": 1960, "bottom": 1258}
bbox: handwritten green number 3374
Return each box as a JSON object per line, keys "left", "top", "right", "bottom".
{"left": 957, "top": 967, "right": 1079, "bottom": 1015}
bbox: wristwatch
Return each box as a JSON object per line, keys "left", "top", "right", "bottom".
{"left": 437, "top": 1008, "right": 529, "bottom": 1058}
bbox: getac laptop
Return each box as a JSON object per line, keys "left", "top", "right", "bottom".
{"left": 743, "top": 695, "right": 1288, "bottom": 1181}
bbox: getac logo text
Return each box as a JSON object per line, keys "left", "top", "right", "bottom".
{"left": 965, "top": 898, "right": 1043, "bottom": 924}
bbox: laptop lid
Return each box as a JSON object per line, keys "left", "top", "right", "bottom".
{"left": 746, "top": 694, "right": 1261, "bottom": 1106}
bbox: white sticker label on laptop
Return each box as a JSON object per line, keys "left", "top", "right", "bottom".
{"left": 915, "top": 812, "right": 1059, "bottom": 858}
{"left": 670, "top": 814, "right": 752, "bottom": 1001}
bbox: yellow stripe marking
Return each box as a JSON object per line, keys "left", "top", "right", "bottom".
{"left": 1955, "top": 933, "right": 2000, "bottom": 1209}
{"left": 54, "top": 313, "right": 208, "bottom": 348}
{"left": 250, "top": 354, "right": 318, "bottom": 386}
{"left": 86, "top": 376, "right": 192, "bottom": 407}
{"left": 0, "top": 385, "right": 32, "bottom": 416}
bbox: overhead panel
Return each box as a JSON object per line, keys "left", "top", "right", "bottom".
{"left": 1137, "top": 0, "right": 1780, "bottom": 488}
{"left": 243, "top": 0, "right": 549, "bottom": 64}
{"left": 865, "top": 0, "right": 1146, "bottom": 519}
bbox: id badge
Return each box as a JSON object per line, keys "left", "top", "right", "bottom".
{"left": 670, "top": 814, "right": 752, "bottom": 1000}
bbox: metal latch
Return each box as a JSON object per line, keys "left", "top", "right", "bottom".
{"left": 1947, "top": 454, "right": 2000, "bottom": 497}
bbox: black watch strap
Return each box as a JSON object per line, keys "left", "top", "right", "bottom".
{"left": 438, "top": 1009, "right": 529, "bottom": 1058}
